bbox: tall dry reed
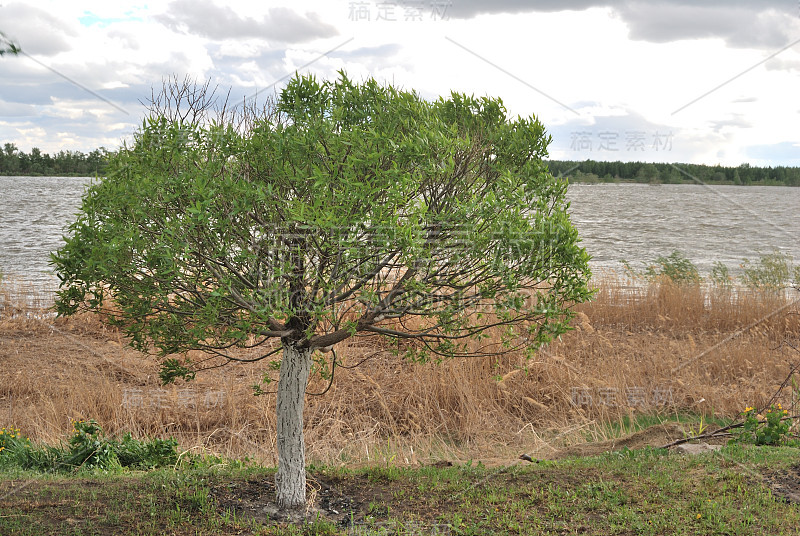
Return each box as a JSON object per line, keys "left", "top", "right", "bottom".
{"left": 1, "top": 276, "right": 797, "bottom": 464}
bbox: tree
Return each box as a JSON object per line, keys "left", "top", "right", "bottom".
{"left": 52, "top": 74, "right": 592, "bottom": 511}
{"left": 3, "top": 143, "right": 18, "bottom": 157}
{"left": 635, "top": 163, "right": 659, "bottom": 183}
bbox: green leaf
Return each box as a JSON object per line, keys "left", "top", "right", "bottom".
{"left": 159, "top": 358, "right": 196, "bottom": 385}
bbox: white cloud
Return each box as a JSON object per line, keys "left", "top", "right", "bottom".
{"left": 0, "top": 0, "right": 797, "bottom": 166}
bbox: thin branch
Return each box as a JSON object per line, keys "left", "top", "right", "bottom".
{"left": 306, "top": 348, "right": 337, "bottom": 396}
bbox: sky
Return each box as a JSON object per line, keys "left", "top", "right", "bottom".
{"left": 1, "top": 0, "right": 799, "bottom": 166}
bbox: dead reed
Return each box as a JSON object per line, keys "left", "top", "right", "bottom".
{"left": 1, "top": 275, "right": 797, "bottom": 465}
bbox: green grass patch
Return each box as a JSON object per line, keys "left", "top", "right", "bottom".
{"left": 1, "top": 441, "right": 799, "bottom": 534}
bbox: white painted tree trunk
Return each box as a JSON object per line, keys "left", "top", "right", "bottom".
{"left": 274, "top": 343, "right": 312, "bottom": 511}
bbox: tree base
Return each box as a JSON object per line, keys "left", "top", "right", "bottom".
{"left": 210, "top": 474, "right": 356, "bottom": 528}
{"left": 261, "top": 502, "right": 324, "bottom": 523}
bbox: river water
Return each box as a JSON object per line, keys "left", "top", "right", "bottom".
{"left": 1, "top": 177, "right": 798, "bottom": 291}
{"left": 566, "top": 183, "right": 800, "bottom": 276}
{"left": 0, "top": 176, "right": 95, "bottom": 292}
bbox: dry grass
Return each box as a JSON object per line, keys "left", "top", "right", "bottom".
{"left": 1, "top": 275, "right": 798, "bottom": 467}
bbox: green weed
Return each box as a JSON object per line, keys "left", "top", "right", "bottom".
{"left": 741, "top": 250, "right": 798, "bottom": 291}
{"left": 734, "top": 404, "right": 795, "bottom": 446}
{"left": 0, "top": 419, "right": 178, "bottom": 472}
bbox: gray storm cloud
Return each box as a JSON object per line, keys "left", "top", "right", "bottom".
{"left": 156, "top": 0, "right": 338, "bottom": 43}
{"left": 617, "top": 3, "right": 796, "bottom": 49}
{"left": 445, "top": 0, "right": 799, "bottom": 49}
{"left": 0, "top": 3, "right": 76, "bottom": 56}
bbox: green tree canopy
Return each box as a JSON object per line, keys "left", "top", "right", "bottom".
{"left": 53, "top": 73, "right": 592, "bottom": 510}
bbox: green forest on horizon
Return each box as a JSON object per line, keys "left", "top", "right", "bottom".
{"left": 0, "top": 143, "right": 108, "bottom": 177}
{"left": 547, "top": 159, "right": 800, "bottom": 186}
{"left": 1, "top": 142, "right": 799, "bottom": 186}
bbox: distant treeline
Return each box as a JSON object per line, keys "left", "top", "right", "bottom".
{"left": 547, "top": 159, "right": 800, "bottom": 187}
{"left": 0, "top": 143, "right": 108, "bottom": 176}
{"left": 2, "top": 142, "right": 798, "bottom": 186}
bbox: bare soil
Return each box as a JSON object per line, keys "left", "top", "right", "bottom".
{"left": 548, "top": 421, "right": 691, "bottom": 458}
{"left": 762, "top": 463, "right": 800, "bottom": 504}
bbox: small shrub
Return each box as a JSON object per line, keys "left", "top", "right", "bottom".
{"left": 733, "top": 405, "right": 794, "bottom": 446}
{"left": 66, "top": 419, "right": 120, "bottom": 470}
{"left": 644, "top": 250, "right": 700, "bottom": 284}
{"left": 740, "top": 250, "right": 795, "bottom": 291}
{"left": 710, "top": 261, "right": 733, "bottom": 288}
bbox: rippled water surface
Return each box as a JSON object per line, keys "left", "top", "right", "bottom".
{"left": 1, "top": 177, "right": 798, "bottom": 290}
{"left": 0, "top": 176, "right": 93, "bottom": 290}
{"left": 565, "top": 183, "right": 800, "bottom": 274}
